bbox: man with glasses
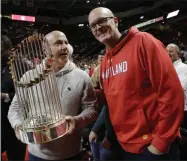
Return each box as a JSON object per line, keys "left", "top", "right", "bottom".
{"left": 88, "top": 7, "right": 184, "bottom": 160}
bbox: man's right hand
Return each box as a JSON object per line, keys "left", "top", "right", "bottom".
{"left": 14, "top": 125, "right": 22, "bottom": 141}
{"left": 89, "top": 131, "right": 98, "bottom": 143}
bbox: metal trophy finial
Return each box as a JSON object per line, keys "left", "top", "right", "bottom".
{"left": 9, "top": 34, "right": 66, "bottom": 144}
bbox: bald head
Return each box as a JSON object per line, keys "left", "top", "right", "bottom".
{"left": 166, "top": 43, "right": 180, "bottom": 62}
{"left": 88, "top": 7, "right": 114, "bottom": 20}
{"left": 166, "top": 43, "right": 180, "bottom": 53}
{"left": 45, "top": 30, "right": 67, "bottom": 44}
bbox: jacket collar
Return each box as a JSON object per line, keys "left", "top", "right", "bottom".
{"left": 55, "top": 60, "right": 76, "bottom": 77}
{"left": 173, "top": 59, "right": 182, "bottom": 67}
{"left": 106, "top": 27, "right": 140, "bottom": 57}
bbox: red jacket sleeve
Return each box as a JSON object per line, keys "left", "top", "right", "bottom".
{"left": 140, "top": 33, "right": 184, "bottom": 152}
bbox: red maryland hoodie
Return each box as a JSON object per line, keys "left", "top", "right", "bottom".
{"left": 100, "top": 27, "right": 184, "bottom": 154}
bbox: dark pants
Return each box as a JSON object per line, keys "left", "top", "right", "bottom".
{"left": 90, "top": 142, "right": 123, "bottom": 160}
{"left": 179, "top": 142, "right": 187, "bottom": 160}
{"left": 2, "top": 119, "right": 26, "bottom": 160}
{"left": 180, "top": 111, "right": 187, "bottom": 160}
{"left": 122, "top": 142, "right": 179, "bottom": 160}
{"left": 28, "top": 152, "right": 81, "bottom": 161}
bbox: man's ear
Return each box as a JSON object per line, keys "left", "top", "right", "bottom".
{"left": 114, "top": 17, "right": 119, "bottom": 28}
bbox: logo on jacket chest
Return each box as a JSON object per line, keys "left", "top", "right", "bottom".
{"left": 102, "top": 61, "right": 127, "bottom": 79}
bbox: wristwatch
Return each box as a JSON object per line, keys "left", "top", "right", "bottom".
{"left": 4, "top": 93, "right": 11, "bottom": 103}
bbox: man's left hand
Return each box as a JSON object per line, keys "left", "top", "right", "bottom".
{"left": 147, "top": 145, "right": 164, "bottom": 155}
{"left": 65, "top": 116, "right": 77, "bottom": 134}
{"left": 102, "top": 137, "right": 112, "bottom": 149}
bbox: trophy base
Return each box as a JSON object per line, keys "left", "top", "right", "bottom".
{"left": 18, "top": 118, "right": 67, "bottom": 144}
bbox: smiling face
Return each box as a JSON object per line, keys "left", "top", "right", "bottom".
{"left": 46, "top": 31, "right": 69, "bottom": 70}
{"left": 88, "top": 7, "right": 118, "bottom": 45}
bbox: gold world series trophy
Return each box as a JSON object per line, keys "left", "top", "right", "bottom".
{"left": 8, "top": 34, "right": 67, "bottom": 144}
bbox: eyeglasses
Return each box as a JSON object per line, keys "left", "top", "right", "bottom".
{"left": 89, "top": 17, "right": 114, "bottom": 32}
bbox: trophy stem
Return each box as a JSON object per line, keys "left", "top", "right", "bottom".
{"left": 26, "top": 37, "right": 50, "bottom": 125}
{"left": 34, "top": 37, "right": 54, "bottom": 123}
{"left": 14, "top": 50, "right": 34, "bottom": 128}
{"left": 21, "top": 42, "right": 39, "bottom": 127}
{"left": 12, "top": 62, "right": 26, "bottom": 126}
{"left": 44, "top": 42, "right": 63, "bottom": 120}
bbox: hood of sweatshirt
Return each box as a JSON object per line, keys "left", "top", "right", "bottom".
{"left": 106, "top": 27, "right": 140, "bottom": 57}
{"left": 55, "top": 60, "right": 76, "bottom": 77}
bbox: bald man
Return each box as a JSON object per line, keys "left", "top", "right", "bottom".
{"left": 88, "top": 7, "right": 184, "bottom": 160}
{"left": 8, "top": 30, "right": 98, "bottom": 161}
{"left": 166, "top": 44, "right": 187, "bottom": 96}
{"left": 166, "top": 43, "right": 180, "bottom": 62}
{"left": 166, "top": 43, "right": 187, "bottom": 160}
{"left": 166, "top": 44, "right": 187, "bottom": 111}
